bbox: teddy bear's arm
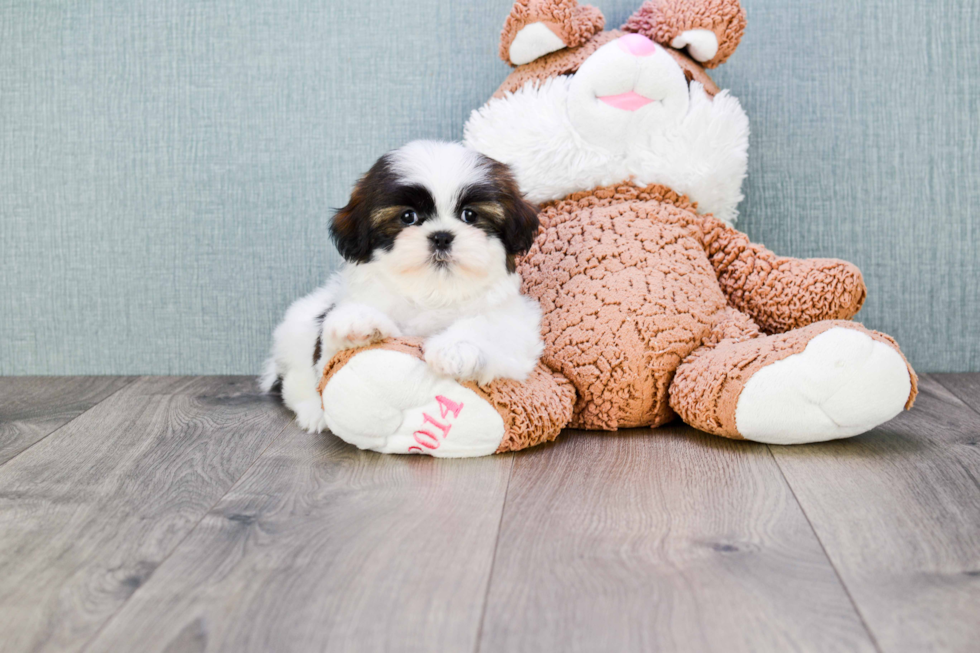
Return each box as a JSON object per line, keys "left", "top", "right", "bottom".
{"left": 697, "top": 215, "right": 868, "bottom": 334}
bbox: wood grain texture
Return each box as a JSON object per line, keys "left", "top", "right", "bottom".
{"left": 0, "top": 376, "right": 135, "bottom": 465}
{"left": 935, "top": 374, "right": 980, "bottom": 414}
{"left": 477, "top": 427, "right": 876, "bottom": 653}
{"left": 3, "top": 375, "right": 978, "bottom": 652}
{"left": 771, "top": 374, "right": 980, "bottom": 653}
{"left": 0, "top": 376, "right": 292, "bottom": 653}
{"left": 84, "top": 428, "right": 513, "bottom": 653}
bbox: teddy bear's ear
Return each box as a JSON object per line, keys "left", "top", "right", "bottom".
{"left": 622, "top": 0, "right": 746, "bottom": 68}
{"left": 499, "top": 0, "right": 605, "bottom": 67}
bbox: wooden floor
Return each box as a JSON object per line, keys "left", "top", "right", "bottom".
{"left": 0, "top": 375, "right": 977, "bottom": 653}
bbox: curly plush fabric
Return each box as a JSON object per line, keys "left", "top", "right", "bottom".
{"left": 669, "top": 320, "right": 919, "bottom": 438}
{"left": 494, "top": 30, "right": 621, "bottom": 98}
{"left": 516, "top": 182, "right": 887, "bottom": 431}
{"left": 479, "top": 363, "right": 576, "bottom": 453}
{"left": 696, "top": 216, "right": 868, "bottom": 333}
{"left": 622, "top": 0, "right": 746, "bottom": 68}
{"left": 517, "top": 183, "right": 730, "bottom": 430}
{"left": 499, "top": 0, "right": 606, "bottom": 65}
{"left": 318, "top": 338, "right": 575, "bottom": 454}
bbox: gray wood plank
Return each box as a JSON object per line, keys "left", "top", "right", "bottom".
{"left": 84, "top": 427, "right": 513, "bottom": 653}
{"left": 770, "top": 374, "right": 980, "bottom": 653}
{"left": 0, "top": 376, "right": 136, "bottom": 465}
{"left": 478, "top": 427, "right": 876, "bottom": 653}
{"left": 0, "top": 376, "right": 293, "bottom": 653}
{"left": 934, "top": 373, "right": 980, "bottom": 415}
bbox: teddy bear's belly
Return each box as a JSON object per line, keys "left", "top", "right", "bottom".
{"left": 518, "top": 201, "right": 729, "bottom": 430}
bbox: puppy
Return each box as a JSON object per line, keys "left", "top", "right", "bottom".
{"left": 260, "top": 140, "right": 543, "bottom": 433}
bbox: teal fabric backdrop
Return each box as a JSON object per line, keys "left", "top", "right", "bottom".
{"left": 1, "top": 0, "right": 978, "bottom": 374}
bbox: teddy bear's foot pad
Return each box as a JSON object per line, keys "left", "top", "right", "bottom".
{"left": 735, "top": 327, "right": 912, "bottom": 444}
{"left": 320, "top": 349, "right": 505, "bottom": 457}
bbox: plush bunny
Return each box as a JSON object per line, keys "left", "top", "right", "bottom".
{"left": 314, "top": 0, "right": 916, "bottom": 457}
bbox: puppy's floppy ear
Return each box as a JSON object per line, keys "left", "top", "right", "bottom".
{"left": 330, "top": 156, "right": 391, "bottom": 263}
{"left": 501, "top": 195, "right": 540, "bottom": 256}
{"left": 487, "top": 158, "right": 540, "bottom": 256}
{"left": 329, "top": 180, "right": 373, "bottom": 263}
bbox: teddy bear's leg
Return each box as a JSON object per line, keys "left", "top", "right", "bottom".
{"left": 669, "top": 319, "right": 917, "bottom": 444}
{"left": 316, "top": 339, "right": 575, "bottom": 457}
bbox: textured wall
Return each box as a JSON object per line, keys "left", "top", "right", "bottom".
{"left": 1, "top": 0, "right": 978, "bottom": 375}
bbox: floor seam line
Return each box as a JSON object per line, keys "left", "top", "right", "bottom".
{"left": 472, "top": 454, "right": 515, "bottom": 653}
{"left": 932, "top": 373, "right": 980, "bottom": 419}
{"left": 0, "top": 376, "right": 140, "bottom": 471}
{"left": 76, "top": 414, "right": 295, "bottom": 652}
{"left": 766, "top": 444, "right": 884, "bottom": 653}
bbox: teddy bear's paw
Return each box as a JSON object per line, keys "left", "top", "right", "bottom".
{"left": 320, "top": 348, "right": 505, "bottom": 457}
{"left": 423, "top": 337, "right": 487, "bottom": 382}
{"left": 735, "top": 327, "right": 913, "bottom": 445}
{"left": 322, "top": 304, "right": 401, "bottom": 350}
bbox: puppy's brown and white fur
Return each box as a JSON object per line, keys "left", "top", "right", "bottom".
{"left": 261, "top": 141, "right": 543, "bottom": 433}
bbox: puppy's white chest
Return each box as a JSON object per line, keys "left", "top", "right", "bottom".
{"left": 396, "top": 308, "right": 462, "bottom": 338}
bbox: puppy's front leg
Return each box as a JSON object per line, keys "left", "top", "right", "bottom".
{"left": 424, "top": 331, "right": 487, "bottom": 382}
{"left": 424, "top": 298, "right": 543, "bottom": 385}
{"left": 322, "top": 302, "right": 402, "bottom": 352}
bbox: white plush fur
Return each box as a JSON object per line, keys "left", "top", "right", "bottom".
{"left": 261, "top": 141, "right": 543, "bottom": 434}
{"left": 671, "top": 29, "right": 719, "bottom": 63}
{"left": 509, "top": 22, "right": 566, "bottom": 65}
{"left": 464, "top": 38, "right": 750, "bottom": 224}
{"left": 569, "top": 36, "right": 691, "bottom": 148}
{"left": 735, "top": 328, "right": 913, "bottom": 444}
{"left": 321, "top": 349, "right": 506, "bottom": 457}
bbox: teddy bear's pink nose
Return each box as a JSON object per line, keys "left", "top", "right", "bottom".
{"left": 618, "top": 33, "right": 659, "bottom": 57}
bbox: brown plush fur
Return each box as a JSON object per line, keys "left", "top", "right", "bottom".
{"left": 699, "top": 216, "right": 869, "bottom": 334}
{"left": 622, "top": 0, "right": 747, "bottom": 68}
{"left": 499, "top": 0, "right": 605, "bottom": 65}
{"left": 516, "top": 182, "right": 916, "bottom": 432}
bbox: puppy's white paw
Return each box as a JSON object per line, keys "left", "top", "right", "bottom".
{"left": 323, "top": 304, "right": 401, "bottom": 351}
{"left": 294, "top": 398, "right": 328, "bottom": 433}
{"left": 424, "top": 338, "right": 487, "bottom": 382}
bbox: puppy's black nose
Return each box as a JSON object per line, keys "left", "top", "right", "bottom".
{"left": 428, "top": 231, "right": 455, "bottom": 251}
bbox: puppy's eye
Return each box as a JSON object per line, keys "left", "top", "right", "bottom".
{"left": 400, "top": 210, "right": 419, "bottom": 226}
{"left": 461, "top": 208, "right": 478, "bottom": 224}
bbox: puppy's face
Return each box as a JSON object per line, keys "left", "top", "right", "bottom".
{"left": 330, "top": 141, "right": 539, "bottom": 300}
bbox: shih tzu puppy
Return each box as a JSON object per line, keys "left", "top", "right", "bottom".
{"left": 261, "top": 140, "right": 543, "bottom": 433}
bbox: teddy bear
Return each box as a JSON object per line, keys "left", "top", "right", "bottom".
{"left": 314, "top": 0, "right": 917, "bottom": 457}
